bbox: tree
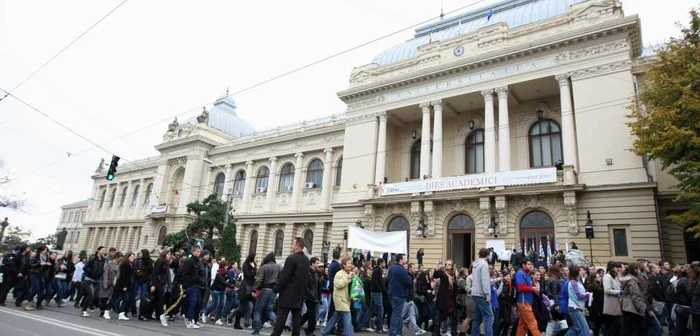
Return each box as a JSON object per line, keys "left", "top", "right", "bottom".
{"left": 628, "top": 8, "right": 700, "bottom": 237}
{"left": 161, "top": 194, "right": 237, "bottom": 256}
{"left": 0, "top": 225, "right": 32, "bottom": 253}
{"left": 0, "top": 159, "right": 26, "bottom": 211}
{"left": 31, "top": 234, "right": 57, "bottom": 251}
{"left": 219, "top": 221, "right": 240, "bottom": 264}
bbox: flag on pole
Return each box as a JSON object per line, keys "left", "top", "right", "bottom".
{"left": 487, "top": 9, "right": 494, "bottom": 22}
{"left": 565, "top": 239, "right": 570, "bottom": 253}
{"left": 556, "top": 240, "right": 561, "bottom": 253}
{"left": 539, "top": 243, "right": 545, "bottom": 258}
{"left": 520, "top": 240, "right": 523, "bottom": 253}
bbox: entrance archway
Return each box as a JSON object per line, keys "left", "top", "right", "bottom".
{"left": 447, "top": 214, "right": 475, "bottom": 269}
{"left": 388, "top": 216, "right": 410, "bottom": 257}
{"left": 684, "top": 225, "right": 700, "bottom": 263}
{"left": 519, "top": 210, "right": 555, "bottom": 264}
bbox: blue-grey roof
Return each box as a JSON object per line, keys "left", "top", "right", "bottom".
{"left": 186, "top": 95, "right": 256, "bottom": 137}
{"left": 372, "top": 0, "right": 586, "bottom": 66}
{"left": 61, "top": 199, "right": 90, "bottom": 209}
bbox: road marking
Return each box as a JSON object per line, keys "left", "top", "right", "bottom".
{"left": 0, "top": 322, "right": 45, "bottom": 336}
{"left": 0, "top": 307, "right": 124, "bottom": 336}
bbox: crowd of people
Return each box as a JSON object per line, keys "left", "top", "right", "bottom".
{"left": 0, "top": 240, "right": 699, "bottom": 336}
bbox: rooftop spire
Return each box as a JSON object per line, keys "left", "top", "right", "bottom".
{"left": 440, "top": 0, "right": 444, "bottom": 20}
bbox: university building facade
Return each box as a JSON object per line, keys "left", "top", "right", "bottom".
{"left": 67, "top": 0, "right": 698, "bottom": 267}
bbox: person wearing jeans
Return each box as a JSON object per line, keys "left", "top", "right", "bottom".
{"left": 253, "top": 288, "right": 277, "bottom": 333}
{"left": 472, "top": 248, "right": 494, "bottom": 336}
{"left": 514, "top": 258, "right": 541, "bottom": 336}
{"left": 387, "top": 254, "right": 412, "bottom": 336}
{"left": 322, "top": 256, "right": 354, "bottom": 336}
{"left": 362, "top": 258, "right": 386, "bottom": 332}
{"left": 181, "top": 246, "right": 205, "bottom": 328}
{"left": 565, "top": 265, "right": 591, "bottom": 336}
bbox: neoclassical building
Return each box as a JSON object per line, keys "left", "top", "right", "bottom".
{"left": 55, "top": 200, "right": 88, "bottom": 253}
{"left": 72, "top": 0, "right": 698, "bottom": 267}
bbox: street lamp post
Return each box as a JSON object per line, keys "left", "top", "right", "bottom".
{"left": 203, "top": 158, "right": 232, "bottom": 226}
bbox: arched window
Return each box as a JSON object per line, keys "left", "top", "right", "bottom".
{"left": 335, "top": 157, "right": 343, "bottom": 186}
{"left": 410, "top": 140, "right": 421, "bottom": 180}
{"left": 279, "top": 163, "right": 295, "bottom": 192}
{"left": 255, "top": 166, "right": 269, "bottom": 193}
{"left": 306, "top": 159, "right": 324, "bottom": 188}
{"left": 448, "top": 214, "right": 476, "bottom": 230}
{"left": 249, "top": 230, "right": 258, "bottom": 255}
{"left": 388, "top": 216, "right": 410, "bottom": 254}
{"left": 529, "top": 119, "right": 562, "bottom": 168}
{"left": 131, "top": 185, "right": 140, "bottom": 206}
{"left": 519, "top": 210, "right": 555, "bottom": 261}
{"left": 157, "top": 226, "right": 167, "bottom": 246}
{"left": 233, "top": 170, "right": 246, "bottom": 196}
{"left": 144, "top": 183, "right": 153, "bottom": 206}
{"left": 73, "top": 231, "right": 80, "bottom": 246}
{"left": 465, "top": 129, "right": 485, "bottom": 174}
{"left": 99, "top": 190, "right": 106, "bottom": 208}
{"left": 109, "top": 189, "right": 117, "bottom": 208}
{"left": 303, "top": 230, "right": 314, "bottom": 254}
{"left": 119, "top": 186, "right": 128, "bottom": 207}
{"left": 274, "top": 230, "right": 284, "bottom": 256}
{"left": 213, "top": 173, "right": 226, "bottom": 199}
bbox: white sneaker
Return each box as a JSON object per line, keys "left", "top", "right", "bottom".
{"left": 191, "top": 322, "right": 201, "bottom": 329}
{"left": 215, "top": 319, "right": 224, "bottom": 325}
{"left": 81, "top": 311, "right": 90, "bottom": 317}
{"left": 160, "top": 314, "right": 168, "bottom": 327}
{"left": 103, "top": 312, "right": 111, "bottom": 319}
{"left": 416, "top": 329, "right": 427, "bottom": 335}
{"left": 201, "top": 313, "right": 207, "bottom": 323}
{"left": 118, "top": 312, "right": 130, "bottom": 321}
{"left": 263, "top": 322, "right": 272, "bottom": 328}
{"left": 186, "top": 320, "right": 195, "bottom": 329}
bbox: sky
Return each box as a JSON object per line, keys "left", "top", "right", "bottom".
{"left": 0, "top": 0, "right": 697, "bottom": 239}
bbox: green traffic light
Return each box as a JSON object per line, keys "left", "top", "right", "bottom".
{"left": 106, "top": 174, "right": 115, "bottom": 181}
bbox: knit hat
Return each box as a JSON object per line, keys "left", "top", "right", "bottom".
{"left": 202, "top": 250, "right": 210, "bottom": 257}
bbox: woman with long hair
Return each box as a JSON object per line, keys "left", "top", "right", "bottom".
{"left": 602, "top": 261, "right": 623, "bottom": 336}
{"left": 53, "top": 250, "right": 74, "bottom": 307}
{"left": 586, "top": 272, "right": 605, "bottom": 336}
{"left": 672, "top": 265, "right": 692, "bottom": 336}
{"left": 152, "top": 250, "right": 173, "bottom": 326}
{"left": 434, "top": 259, "right": 458, "bottom": 336}
{"left": 620, "top": 263, "right": 646, "bottom": 336}
{"left": 566, "top": 265, "right": 590, "bottom": 336}
{"left": 136, "top": 249, "right": 154, "bottom": 320}
{"left": 114, "top": 252, "right": 135, "bottom": 320}
{"left": 25, "top": 245, "right": 50, "bottom": 310}
{"left": 234, "top": 253, "right": 257, "bottom": 329}
{"left": 415, "top": 266, "right": 433, "bottom": 333}
{"left": 457, "top": 267, "right": 474, "bottom": 336}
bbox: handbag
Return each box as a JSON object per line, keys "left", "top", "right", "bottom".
{"left": 651, "top": 299, "right": 665, "bottom": 315}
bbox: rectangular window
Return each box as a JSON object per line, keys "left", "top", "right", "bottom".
{"left": 612, "top": 228, "right": 629, "bottom": 257}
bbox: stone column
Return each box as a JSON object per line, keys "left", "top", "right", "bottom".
{"left": 123, "top": 226, "right": 132, "bottom": 251}
{"left": 321, "top": 148, "right": 334, "bottom": 210}
{"left": 241, "top": 161, "right": 254, "bottom": 213}
{"left": 419, "top": 103, "right": 432, "bottom": 179}
{"left": 482, "top": 89, "right": 496, "bottom": 173}
{"left": 496, "top": 86, "right": 511, "bottom": 171}
{"left": 431, "top": 100, "right": 443, "bottom": 178}
{"left": 133, "top": 179, "right": 144, "bottom": 210}
{"left": 265, "top": 157, "right": 278, "bottom": 212}
{"left": 556, "top": 74, "right": 578, "bottom": 170}
{"left": 291, "top": 153, "right": 304, "bottom": 212}
{"left": 222, "top": 164, "right": 233, "bottom": 197}
{"left": 375, "top": 112, "right": 387, "bottom": 184}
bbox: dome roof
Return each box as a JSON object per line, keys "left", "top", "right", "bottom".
{"left": 186, "top": 95, "right": 256, "bottom": 137}
{"left": 372, "top": 0, "right": 586, "bottom": 66}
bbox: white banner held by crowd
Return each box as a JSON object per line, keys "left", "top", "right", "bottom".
{"left": 378, "top": 168, "right": 557, "bottom": 196}
{"left": 347, "top": 226, "right": 407, "bottom": 254}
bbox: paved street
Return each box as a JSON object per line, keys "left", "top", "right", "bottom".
{"left": 0, "top": 304, "right": 265, "bottom": 336}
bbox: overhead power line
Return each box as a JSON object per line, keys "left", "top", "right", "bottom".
{"left": 0, "top": 0, "right": 129, "bottom": 102}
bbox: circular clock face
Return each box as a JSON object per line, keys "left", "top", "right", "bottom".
{"left": 453, "top": 46, "right": 465, "bottom": 57}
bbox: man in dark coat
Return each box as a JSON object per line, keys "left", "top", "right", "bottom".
{"left": 0, "top": 245, "right": 29, "bottom": 306}
{"left": 271, "top": 237, "right": 310, "bottom": 336}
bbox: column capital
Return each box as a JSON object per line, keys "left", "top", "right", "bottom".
{"left": 555, "top": 74, "right": 571, "bottom": 87}
{"left": 419, "top": 102, "right": 432, "bottom": 110}
{"left": 495, "top": 86, "right": 509, "bottom": 98}
{"left": 224, "top": 163, "right": 232, "bottom": 169}
{"left": 323, "top": 148, "right": 334, "bottom": 154}
{"left": 246, "top": 160, "right": 254, "bottom": 167}
{"left": 295, "top": 152, "right": 304, "bottom": 159}
{"left": 430, "top": 100, "right": 443, "bottom": 108}
{"left": 481, "top": 89, "right": 494, "bottom": 101}
{"left": 376, "top": 111, "right": 387, "bottom": 118}
{"left": 269, "top": 156, "right": 278, "bottom": 163}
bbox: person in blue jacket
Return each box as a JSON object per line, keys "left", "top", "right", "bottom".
{"left": 387, "top": 254, "right": 412, "bottom": 336}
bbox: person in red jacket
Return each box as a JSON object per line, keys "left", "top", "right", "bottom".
{"left": 514, "top": 258, "right": 541, "bottom": 336}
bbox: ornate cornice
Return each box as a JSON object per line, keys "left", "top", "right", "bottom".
{"left": 569, "top": 60, "right": 632, "bottom": 80}
{"left": 338, "top": 15, "right": 640, "bottom": 103}
{"left": 167, "top": 156, "right": 187, "bottom": 166}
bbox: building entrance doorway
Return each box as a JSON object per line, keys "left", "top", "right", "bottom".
{"left": 684, "top": 225, "right": 700, "bottom": 264}
{"left": 447, "top": 214, "right": 475, "bottom": 269}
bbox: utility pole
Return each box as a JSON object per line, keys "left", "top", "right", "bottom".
{"left": 0, "top": 217, "right": 8, "bottom": 243}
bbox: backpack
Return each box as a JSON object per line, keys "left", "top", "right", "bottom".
{"left": 558, "top": 279, "right": 570, "bottom": 315}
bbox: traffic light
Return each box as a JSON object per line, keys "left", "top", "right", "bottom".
{"left": 106, "top": 155, "right": 120, "bottom": 181}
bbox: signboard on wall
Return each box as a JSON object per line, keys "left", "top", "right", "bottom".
{"left": 347, "top": 226, "right": 407, "bottom": 254}
{"left": 378, "top": 168, "right": 557, "bottom": 196}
